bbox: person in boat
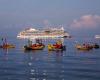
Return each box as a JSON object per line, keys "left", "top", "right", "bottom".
{"left": 28, "top": 39, "right": 32, "bottom": 46}
{"left": 2, "top": 38, "right": 7, "bottom": 47}
{"left": 0, "top": 37, "right": 15, "bottom": 48}
{"left": 28, "top": 39, "right": 44, "bottom": 47}
{"left": 83, "top": 43, "right": 93, "bottom": 49}
{"left": 28, "top": 39, "right": 38, "bottom": 47}
{"left": 83, "top": 44, "right": 86, "bottom": 48}
{"left": 53, "top": 40, "right": 63, "bottom": 49}
{"left": 83, "top": 43, "right": 89, "bottom": 48}
{"left": 85, "top": 44, "right": 90, "bottom": 48}
{"left": 36, "top": 39, "right": 44, "bottom": 46}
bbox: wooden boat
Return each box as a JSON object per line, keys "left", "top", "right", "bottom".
{"left": 75, "top": 44, "right": 92, "bottom": 50}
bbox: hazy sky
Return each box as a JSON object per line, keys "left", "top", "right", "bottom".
{"left": 0, "top": 0, "right": 100, "bottom": 37}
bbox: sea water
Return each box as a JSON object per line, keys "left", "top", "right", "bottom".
{"left": 0, "top": 36, "right": 100, "bottom": 80}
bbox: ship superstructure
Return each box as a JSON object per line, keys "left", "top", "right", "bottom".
{"left": 17, "top": 27, "right": 70, "bottom": 39}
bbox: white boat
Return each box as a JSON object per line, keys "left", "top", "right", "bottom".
{"left": 95, "top": 35, "right": 100, "bottom": 39}
{"left": 17, "top": 27, "right": 70, "bottom": 39}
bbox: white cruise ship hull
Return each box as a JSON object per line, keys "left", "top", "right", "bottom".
{"left": 17, "top": 34, "right": 70, "bottom": 39}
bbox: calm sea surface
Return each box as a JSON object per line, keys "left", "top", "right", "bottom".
{"left": 0, "top": 37, "right": 100, "bottom": 80}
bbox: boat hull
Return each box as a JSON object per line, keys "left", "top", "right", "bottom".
{"left": 48, "top": 44, "right": 66, "bottom": 51}
{"left": 75, "top": 45, "right": 92, "bottom": 51}
{"left": 0, "top": 44, "right": 15, "bottom": 49}
{"left": 24, "top": 45, "right": 45, "bottom": 50}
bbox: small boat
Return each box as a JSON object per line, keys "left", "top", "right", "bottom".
{"left": 24, "top": 39, "right": 45, "bottom": 50}
{"left": 75, "top": 44, "right": 93, "bottom": 50}
{"left": 0, "top": 44, "right": 15, "bottom": 49}
{"left": 48, "top": 40, "right": 66, "bottom": 51}
{"left": 48, "top": 44, "right": 66, "bottom": 51}
{"left": 0, "top": 38, "right": 15, "bottom": 49}
{"left": 24, "top": 44, "right": 45, "bottom": 50}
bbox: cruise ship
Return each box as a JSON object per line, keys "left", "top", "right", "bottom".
{"left": 17, "top": 27, "right": 70, "bottom": 39}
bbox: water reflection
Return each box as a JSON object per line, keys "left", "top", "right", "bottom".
{"left": 2, "top": 52, "right": 9, "bottom": 61}
{"left": 23, "top": 47, "right": 65, "bottom": 80}
{"left": 47, "top": 50, "right": 64, "bottom": 62}
{"left": 76, "top": 49, "right": 93, "bottom": 53}
{"left": 0, "top": 37, "right": 100, "bottom": 80}
{"left": 55, "top": 51, "right": 63, "bottom": 62}
{"left": 24, "top": 49, "right": 44, "bottom": 53}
